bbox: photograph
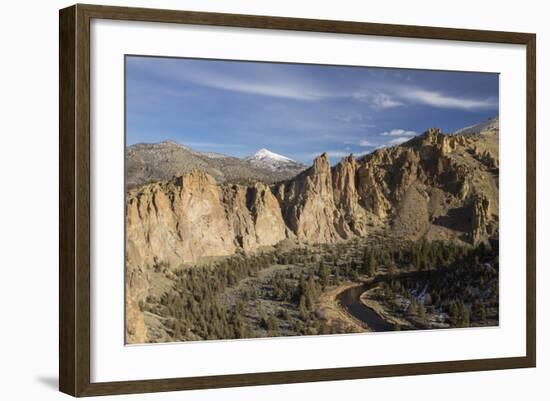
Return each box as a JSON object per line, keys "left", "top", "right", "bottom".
{"left": 124, "top": 56, "right": 500, "bottom": 344}
{"left": 0, "top": 0, "right": 543, "bottom": 398}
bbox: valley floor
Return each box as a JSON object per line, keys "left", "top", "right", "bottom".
{"left": 135, "top": 235, "right": 499, "bottom": 344}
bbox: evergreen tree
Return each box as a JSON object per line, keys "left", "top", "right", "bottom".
{"left": 418, "top": 303, "right": 426, "bottom": 320}
{"left": 407, "top": 298, "right": 418, "bottom": 316}
{"left": 480, "top": 306, "right": 487, "bottom": 323}
{"left": 299, "top": 295, "right": 308, "bottom": 320}
{"left": 318, "top": 262, "right": 330, "bottom": 288}
{"left": 360, "top": 249, "right": 377, "bottom": 277}
{"left": 461, "top": 302, "right": 471, "bottom": 327}
{"left": 266, "top": 315, "right": 279, "bottom": 334}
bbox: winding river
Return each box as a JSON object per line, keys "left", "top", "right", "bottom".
{"left": 336, "top": 283, "right": 395, "bottom": 331}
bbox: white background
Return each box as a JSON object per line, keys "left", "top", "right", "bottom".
{"left": 0, "top": 0, "right": 546, "bottom": 400}
{"left": 91, "top": 19, "right": 526, "bottom": 382}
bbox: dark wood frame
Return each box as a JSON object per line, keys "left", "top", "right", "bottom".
{"left": 59, "top": 3, "right": 536, "bottom": 397}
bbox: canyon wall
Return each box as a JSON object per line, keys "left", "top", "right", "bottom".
{"left": 126, "top": 128, "right": 499, "bottom": 270}
{"left": 124, "top": 127, "right": 499, "bottom": 342}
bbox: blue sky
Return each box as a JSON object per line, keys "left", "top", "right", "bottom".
{"left": 126, "top": 56, "right": 498, "bottom": 165}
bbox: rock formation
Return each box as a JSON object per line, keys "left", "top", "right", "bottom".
{"left": 222, "top": 182, "right": 287, "bottom": 252}
{"left": 125, "top": 264, "right": 148, "bottom": 343}
{"left": 126, "top": 170, "right": 237, "bottom": 269}
{"left": 470, "top": 194, "right": 492, "bottom": 245}
{"left": 126, "top": 127, "right": 499, "bottom": 269}
{"left": 125, "top": 125, "right": 499, "bottom": 341}
{"left": 275, "top": 153, "right": 342, "bottom": 242}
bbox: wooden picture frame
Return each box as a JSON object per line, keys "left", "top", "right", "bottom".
{"left": 59, "top": 3, "right": 536, "bottom": 397}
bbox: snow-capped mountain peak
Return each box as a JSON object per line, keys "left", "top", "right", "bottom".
{"left": 246, "top": 148, "right": 296, "bottom": 163}
{"left": 244, "top": 148, "right": 305, "bottom": 173}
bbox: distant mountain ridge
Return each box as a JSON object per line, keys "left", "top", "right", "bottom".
{"left": 453, "top": 116, "right": 499, "bottom": 136}
{"left": 126, "top": 141, "right": 307, "bottom": 188}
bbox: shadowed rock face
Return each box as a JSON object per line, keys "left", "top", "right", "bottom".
{"left": 275, "top": 152, "right": 342, "bottom": 243}
{"left": 125, "top": 126, "right": 499, "bottom": 341}
{"left": 222, "top": 182, "right": 287, "bottom": 251}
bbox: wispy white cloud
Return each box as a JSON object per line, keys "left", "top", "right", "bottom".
{"left": 358, "top": 139, "right": 376, "bottom": 147}
{"left": 352, "top": 84, "right": 497, "bottom": 111}
{"left": 193, "top": 75, "right": 326, "bottom": 101}
{"left": 373, "top": 94, "right": 404, "bottom": 109}
{"left": 387, "top": 137, "right": 412, "bottom": 145}
{"left": 132, "top": 57, "right": 498, "bottom": 113}
{"left": 188, "top": 75, "right": 495, "bottom": 110}
{"left": 353, "top": 89, "right": 403, "bottom": 109}
{"left": 380, "top": 129, "right": 418, "bottom": 137}
{"left": 134, "top": 58, "right": 336, "bottom": 101}
{"left": 398, "top": 87, "right": 497, "bottom": 110}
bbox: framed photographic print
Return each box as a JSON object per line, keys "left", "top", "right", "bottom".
{"left": 59, "top": 4, "right": 536, "bottom": 397}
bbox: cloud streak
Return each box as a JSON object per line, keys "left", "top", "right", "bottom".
{"left": 133, "top": 58, "right": 338, "bottom": 101}
{"left": 398, "top": 87, "right": 498, "bottom": 110}
{"left": 380, "top": 129, "right": 418, "bottom": 137}
{"left": 131, "top": 57, "right": 498, "bottom": 111}
{"left": 193, "top": 77, "right": 496, "bottom": 110}
{"left": 191, "top": 74, "right": 326, "bottom": 101}
{"left": 353, "top": 85, "right": 497, "bottom": 111}
{"left": 353, "top": 89, "right": 403, "bottom": 109}
{"left": 358, "top": 139, "right": 376, "bottom": 147}
{"left": 377, "top": 128, "right": 418, "bottom": 147}
{"left": 387, "top": 137, "right": 413, "bottom": 145}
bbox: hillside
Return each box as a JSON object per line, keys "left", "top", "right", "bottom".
{"left": 126, "top": 141, "right": 306, "bottom": 188}
{"left": 453, "top": 116, "right": 499, "bottom": 136}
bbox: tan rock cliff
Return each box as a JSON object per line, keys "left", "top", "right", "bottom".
{"left": 125, "top": 127, "right": 499, "bottom": 340}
